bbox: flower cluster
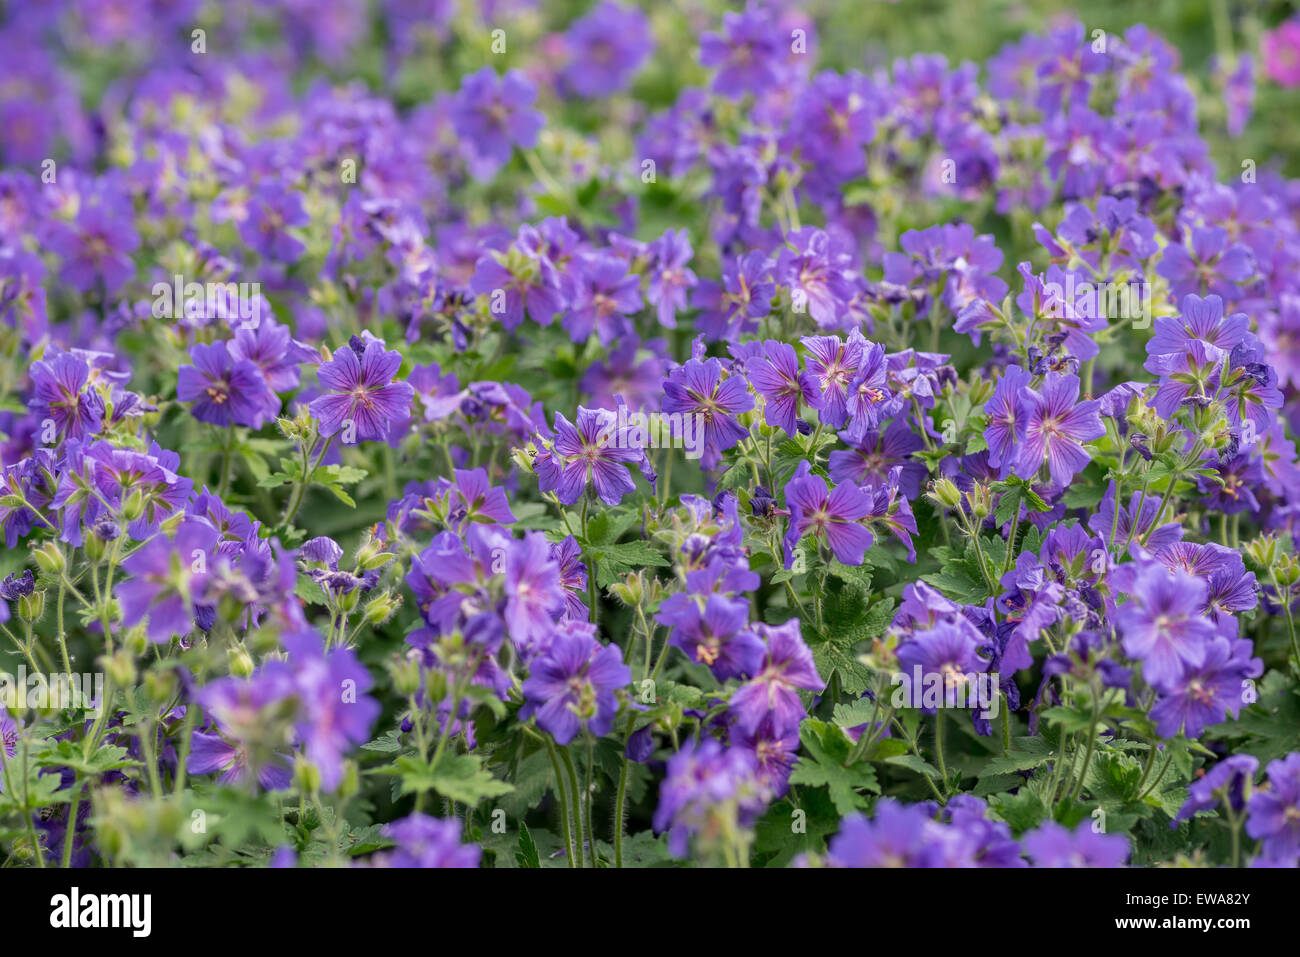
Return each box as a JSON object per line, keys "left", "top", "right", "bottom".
{"left": 1, "top": 0, "right": 1300, "bottom": 873}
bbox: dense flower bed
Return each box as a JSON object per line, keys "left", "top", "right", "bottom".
{"left": 2, "top": 1, "right": 1300, "bottom": 869}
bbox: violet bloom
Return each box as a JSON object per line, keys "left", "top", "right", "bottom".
{"left": 1116, "top": 566, "right": 1217, "bottom": 689}
{"left": 187, "top": 730, "right": 292, "bottom": 792}
{"left": 663, "top": 593, "right": 764, "bottom": 682}
{"left": 450, "top": 67, "right": 545, "bottom": 173}
{"left": 283, "top": 628, "right": 380, "bottom": 792}
{"left": 691, "top": 251, "right": 774, "bottom": 342}
{"left": 535, "top": 405, "right": 642, "bottom": 506}
{"left": 653, "top": 738, "right": 765, "bottom": 859}
{"left": 520, "top": 629, "right": 630, "bottom": 744}
{"left": 828, "top": 422, "right": 925, "bottom": 498}
{"left": 564, "top": 252, "right": 643, "bottom": 345}
{"left": 309, "top": 338, "right": 415, "bottom": 442}
{"left": 561, "top": 1, "right": 653, "bottom": 98}
{"left": 1146, "top": 294, "right": 1249, "bottom": 362}
{"left": 1017, "top": 372, "right": 1103, "bottom": 485}
{"left": 1263, "top": 21, "right": 1300, "bottom": 87}
{"left": 29, "top": 349, "right": 102, "bottom": 442}
{"left": 895, "top": 621, "right": 988, "bottom": 712}
{"left": 984, "top": 364, "right": 1029, "bottom": 474}
{"left": 699, "top": 5, "right": 785, "bottom": 97}
{"left": 550, "top": 536, "right": 589, "bottom": 622}
{"left": 1245, "top": 753, "right": 1300, "bottom": 862}
{"left": 1022, "top": 821, "right": 1130, "bottom": 867}
{"left": 646, "top": 229, "right": 697, "bottom": 328}
{"left": 117, "top": 518, "right": 220, "bottom": 643}
{"left": 469, "top": 249, "right": 565, "bottom": 332}
{"left": 177, "top": 340, "right": 275, "bottom": 429}
{"left": 775, "top": 228, "right": 857, "bottom": 329}
{"left": 229, "top": 316, "right": 318, "bottom": 395}
{"left": 728, "top": 620, "right": 823, "bottom": 736}
{"left": 239, "top": 182, "right": 310, "bottom": 263}
{"left": 782, "top": 463, "right": 876, "bottom": 568}
{"left": 376, "top": 813, "right": 480, "bottom": 868}
{"left": 1175, "top": 754, "right": 1257, "bottom": 823}
{"left": 438, "top": 468, "right": 517, "bottom": 531}
{"left": 747, "top": 340, "right": 820, "bottom": 437}
{"left": 46, "top": 198, "right": 140, "bottom": 296}
{"left": 661, "top": 357, "right": 755, "bottom": 469}
{"left": 823, "top": 802, "right": 948, "bottom": 868}
{"left": 1156, "top": 226, "right": 1254, "bottom": 302}
{"left": 504, "top": 531, "right": 565, "bottom": 657}
{"left": 802, "top": 331, "right": 866, "bottom": 428}
{"left": 1150, "top": 636, "right": 1260, "bottom": 738}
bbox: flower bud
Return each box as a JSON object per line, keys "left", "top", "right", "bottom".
{"left": 389, "top": 653, "right": 422, "bottom": 698}
{"left": 17, "top": 590, "right": 44, "bottom": 623}
{"left": 32, "top": 542, "right": 65, "bottom": 575}
{"left": 229, "top": 645, "right": 256, "bottom": 678}
{"left": 122, "top": 489, "right": 146, "bottom": 521}
{"left": 106, "top": 649, "right": 137, "bottom": 688}
{"left": 363, "top": 592, "right": 401, "bottom": 626}
{"left": 927, "top": 478, "right": 962, "bottom": 510}
{"left": 294, "top": 757, "right": 322, "bottom": 795}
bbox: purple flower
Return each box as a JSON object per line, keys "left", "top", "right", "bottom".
{"left": 29, "top": 349, "right": 103, "bottom": 442}
{"left": 1017, "top": 372, "right": 1103, "bottom": 485}
{"left": 283, "top": 627, "right": 380, "bottom": 791}
{"left": 747, "top": 340, "right": 820, "bottom": 437}
{"left": 187, "top": 730, "right": 292, "bottom": 792}
{"left": 829, "top": 422, "right": 925, "bottom": 498}
{"left": 1147, "top": 294, "right": 1250, "bottom": 362}
{"left": 1175, "top": 754, "right": 1258, "bottom": 823}
{"left": 691, "top": 251, "right": 774, "bottom": 342}
{"left": 699, "top": 5, "right": 786, "bottom": 97}
{"left": 46, "top": 197, "right": 139, "bottom": 295}
{"left": 521, "top": 629, "right": 630, "bottom": 744}
{"left": 1117, "top": 566, "right": 1217, "bottom": 689}
{"left": 783, "top": 464, "right": 875, "bottom": 568}
{"left": 177, "top": 340, "right": 276, "bottom": 429}
{"left": 450, "top": 67, "right": 545, "bottom": 174}
{"left": 376, "top": 813, "right": 480, "bottom": 868}
{"left": 309, "top": 339, "right": 415, "bottom": 442}
{"left": 1245, "top": 753, "right": 1300, "bottom": 862}
{"left": 1157, "top": 226, "right": 1254, "bottom": 302}
{"left": 728, "top": 619, "right": 823, "bottom": 736}
{"left": 663, "top": 593, "right": 764, "bottom": 682}
{"left": 561, "top": 2, "right": 653, "bottom": 98}
{"left": 1150, "top": 637, "right": 1259, "bottom": 738}
{"left": 239, "top": 182, "right": 309, "bottom": 262}
{"left": 661, "top": 357, "right": 755, "bottom": 469}
{"left": 775, "top": 228, "right": 857, "bottom": 330}
{"left": 653, "top": 737, "right": 766, "bottom": 859}
{"left": 1022, "top": 821, "right": 1129, "bottom": 867}
{"left": 802, "top": 332, "right": 866, "bottom": 428}
{"left": 117, "top": 518, "right": 220, "bottom": 643}
{"left": 824, "top": 801, "right": 953, "bottom": 867}
{"left": 895, "top": 621, "right": 988, "bottom": 712}
{"left": 535, "top": 405, "right": 642, "bottom": 506}
{"left": 564, "top": 252, "right": 642, "bottom": 345}
{"left": 504, "top": 532, "right": 565, "bottom": 657}
{"left": 646, "top": 229, "right": 697, "bottom": 328}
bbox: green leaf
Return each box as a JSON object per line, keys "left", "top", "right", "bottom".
{"left": 37, "top": 740, "right": 140, "bottom": 777}
{"left": 516, "top": 822, "right": 541, "bottom": 868}
{"left": 425, "top": 753, "right": 514, "bottom": 807}
{"left": 788, "top": 719, "right": 879, "bottom": 815}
